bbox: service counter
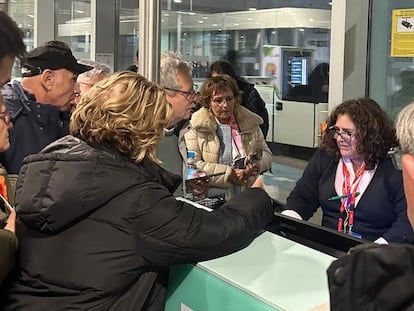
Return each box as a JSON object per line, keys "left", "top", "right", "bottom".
{"left": 165, "top": 231, "right": 334, "bottom": 311}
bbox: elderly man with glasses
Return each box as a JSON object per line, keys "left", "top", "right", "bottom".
{"left": 395, "top": 102, "right": 414, "bottom": 227}
{"left": 157, "top": 51, "right": 201, "bottom": 197}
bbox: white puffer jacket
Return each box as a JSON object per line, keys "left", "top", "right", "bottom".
{"left": 185, "top": 105, "right": 272, "bottom": 189}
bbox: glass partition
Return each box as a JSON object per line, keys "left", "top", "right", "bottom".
{"left": 160, "top": 0, "right": 332, "bottom": 148}
{"left": 117, "top": 0, "right": 139, "bottom": 71}
{"left": 369, "top": 0, "right": 414, "bottom": 121}
{"left": 159, "top": 2, "right": 332, "bottom": 84}
{"left": 54, "top": 0, "right": 92, "bottom": 60}
{"left": 5, "top": 0, "right": 34, "bottom": 78}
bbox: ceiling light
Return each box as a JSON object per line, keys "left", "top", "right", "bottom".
{"left": 173, "top": 0, "right": 182, "bottom": 3}
{"left": 198, "top": 21, "right": 204, "bottom": 23}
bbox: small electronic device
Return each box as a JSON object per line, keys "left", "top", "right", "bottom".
{"left": 187, "top": 171, "right": 226, "bottom": 181}
{"left": 233, "top": 152, "right": 262, "bottom": 169}
{"left": 232, "top": 157, "right": 247, "bottom": 169}
{"left": 247, "top": 151, "right": 262, "bottom": 164}
{"left": 195, "top": 195, "right": 226, "bottom": 209}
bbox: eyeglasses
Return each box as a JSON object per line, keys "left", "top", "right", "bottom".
{"left": 328, "top": 125, "right": 356, "bottom": 142}
{"left": 212, "top": 95, "right": 235, "bottom": 106}
{"left": 164, "top": 85, "right": 198, "bottom": 100}
{"left": 388, "top": 146, "right": 403, "bottom": 170}
{"left": 0, "top": 111, "right": 12, "bottom": 125}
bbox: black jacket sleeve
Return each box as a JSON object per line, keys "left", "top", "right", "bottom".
{"left": 133, "top": 187, "right": 274, "bottom": 266}
{"left": 327, "top": 243, "right": 414, "bottom": 311}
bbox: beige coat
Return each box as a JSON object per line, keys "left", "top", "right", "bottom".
{"left": 185, "top": 106, "right": 272, "bottom": 189}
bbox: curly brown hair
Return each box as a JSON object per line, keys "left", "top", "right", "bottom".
{"left": 198, "top": 75, "right": 241, "bottom": 108}
{"left": 321, "top": 98, "right": 397, "bottom": 169}
{"left": 70, "top": 71, "right": 172, "bottom": 164}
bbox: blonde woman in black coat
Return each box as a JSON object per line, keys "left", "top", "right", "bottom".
{"left": 1, "top": 71, "right": 273, "bottom": 311}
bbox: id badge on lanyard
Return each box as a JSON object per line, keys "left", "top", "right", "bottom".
{"left": 337, "top": 161, "right": 365, "bottom": 237}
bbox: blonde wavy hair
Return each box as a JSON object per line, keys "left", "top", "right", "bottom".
{"left": 70, "top": 71, "right": 172, "bottom": 164}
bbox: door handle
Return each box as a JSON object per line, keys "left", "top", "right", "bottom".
{"left": 276, "top": 102, "right": 283, "bottom": 110}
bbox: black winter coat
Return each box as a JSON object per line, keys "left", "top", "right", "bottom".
{"left": 0, "top": 135, "right": 273, "bottom": 311}
{"left": 328, "top": 242, "right": 414, "bottom": 311}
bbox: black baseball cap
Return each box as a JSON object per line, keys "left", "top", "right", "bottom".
{"left": 21, "top": 45, "right": 93, "bottom": 77}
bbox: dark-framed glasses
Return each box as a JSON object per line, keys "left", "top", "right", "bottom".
{"left": 164, "top": 84, "right": 198, "bottom": 100}
{"left": 328, "top": 125, "right": 356, "bottom": 143}
{"left": 388, "top": 146, "right": 403, "bottom": 170}
{"left": 0, "top": 111, "right": 12, "bottom": 126}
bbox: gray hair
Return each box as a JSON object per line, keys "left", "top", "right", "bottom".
{"left": 396, "top": 102, "right": 414, "bottom": 155}
{"left": 159, "top": 51, "right": 191, "bottom": 95}
{"left": 77, "top": 59, "right": 111, "bottom": 81}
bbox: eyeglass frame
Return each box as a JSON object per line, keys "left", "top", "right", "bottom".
{"left": 211, "top": 95, "right": 235, "bottom": 106}
{"left": 164, "top": 84, "right": 198, "bottom": 100}
{"left": 328, "top": 125, "right": 357, "bottom": 142}
{"left": 388, "top": 146, "right": 403, "bottom": 170}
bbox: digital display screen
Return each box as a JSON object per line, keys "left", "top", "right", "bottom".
{"left": 289, "top": 57, "right": 308, "bottom": 85}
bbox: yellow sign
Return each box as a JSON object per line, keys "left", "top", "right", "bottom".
{"left": 391, "top": 9, "right": 414, "bottom": 57}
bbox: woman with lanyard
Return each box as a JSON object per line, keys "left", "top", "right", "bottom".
{"left": 283, "top": 98, "right": 414, "bottom": 243}
{"left": 184, "top": 75, "right": 272, "bottom": 200}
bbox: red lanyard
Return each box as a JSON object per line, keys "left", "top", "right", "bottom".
{"left": 337, "top": 161, "right": 365, "bottom": 233}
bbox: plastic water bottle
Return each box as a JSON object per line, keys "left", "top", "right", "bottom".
{"left": 185, "top": 151, "right": 198, "bottom": 200}
{"left": 186, "top": 151, "right": 197, "bottom": 181}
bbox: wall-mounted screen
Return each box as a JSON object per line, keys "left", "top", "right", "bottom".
{"left": 289, "top": 57, "right": 308, "bottom": 85}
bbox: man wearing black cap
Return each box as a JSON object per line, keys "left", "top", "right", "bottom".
{"left": 0, "top": 45, "right": 92, "bottom": 174}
